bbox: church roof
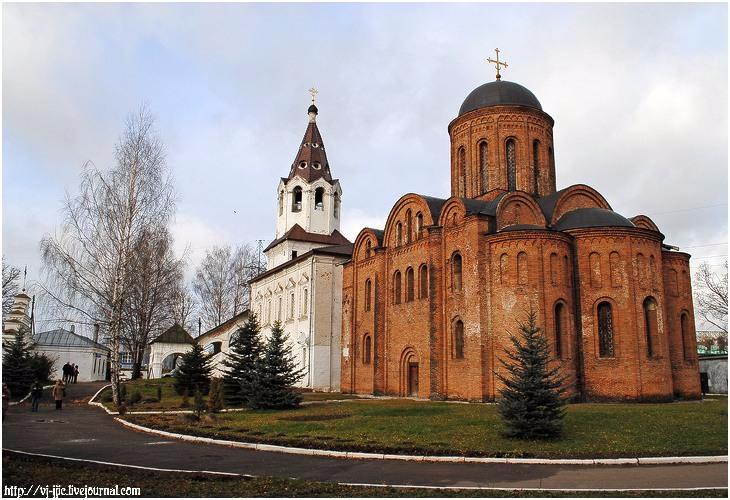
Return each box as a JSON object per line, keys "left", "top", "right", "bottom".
{"left": 263, "top": 224, "right": 351, "bottom": 252}
{"left": 459, "top": 80, "right": 543, "bottom": 117}
{"left": 285, "top": 105, "right": 333, "bottom": 184}
{"left": 150, "top": 323, "right": 196, "bottom": 345}
{"left": 198, "top": 310, "right": 249, "bottom": 342}
{"left": 33, "top": 328, "right": 109, "bottom": 351}
{"left": 250, "top": 243, "right": 353, "bottom": 285}
{"left": 553, "top": 208, "right": 635, "bottom": 231}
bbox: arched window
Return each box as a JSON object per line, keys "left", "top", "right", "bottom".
{"left": 277, "top": 297, "right": 282, "bottom": 322}
{"left": 334, "top": 192, "right": 340, "bottom": 218}
{"left": 458, "top": 147, "right": 467, "bottom": 196}
{"left": 506, "top": 139, "right": 516, "bottom": 191}
{"left": 643, "top": 297, "right": 658, "bottom": 357}
{"left": 278, "top": 190, "right": 284, "bottom": 215}
{"left": 564, "top": 254, "right": 571, "bottom": 287}
{"left": 550, "top": 252, "right": 559, "bottom": 286}
{"left": 452, "top": 253, "right": 463, "bottom": 291}
{"left": 500, "top": 253, "right": 508, "bottom": 284}
{"left": 302, "top": 288, "right": 308, "bottom": 315}
{"left": 289, "top": 292, "right": 295, "bottom": 318}
{"left": 396, "top": 222, "right": 403, "bottom": 247}
{"left": 365, "top": 279, "right": 372, "bottom": 312}
{"left": 479, "top": 140, "right": 489, "bottom": 194}
{"left": 532, "top": 140, "right": 540, "bottom": 195}
{"left": 554, "top": 302, "right": 565, "bottom": 358}
{"left": 419, "top": 264, "right": 428, "bottom": 299}
{"left": 406, "top": 210, "right": 413, "bottom": 244}
{"left": 365, "top": 239, "right": 372, "bottom": 258}
{"left": 363, "top": 335, "right": 372, "bottom": 364}
{"left": 597, "top": 301, "right": 615, "bottom": 358}
{"left": 453, "top": 320, "right": 465, "bottom": 359}
{"left": 292, "top": 186, "right": 303, "bottom": 212}
{"left": 680, "top": 312, "right": 690, "bottom": 360}
{"left": 314, "top": 187, "right": 325, "bottom": 210}
{"left": 668, "top": 269, "right": 679, "bottom": 296}
{"left": 394, "top": 271, "right": 402, "bottom": 304}
{"left": 517, "top": 251, "right": 528, "bottom": 285}
{"left": 590, "top": 252, "right": 602, "bottom": 288}
{"left": 415, "top": 212, "right": 423, "bottom": 239}
{"left": 406, "top": 267, "right": 415, "bottom": 302}
{"left": 609, "top": 252, "right": 621, "bottom": 287}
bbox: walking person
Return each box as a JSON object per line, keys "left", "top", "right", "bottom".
{"left": 73, "top": 364, "right": 79, "bottom": 384}
{"left": 30, "top": 380, "right": 44, "bottom": 412}
{"left": 2, "top": 383, "right": 9, "bottom": 422}
{"left": 62, "top": 362, "right": 71, "bottom": 383}
{"left": 52, "top": 380, "right": 65, "bottom": 410}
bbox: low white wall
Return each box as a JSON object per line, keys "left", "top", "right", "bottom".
{"left": 33, "top": 346, "right": 108, "bottom": 382}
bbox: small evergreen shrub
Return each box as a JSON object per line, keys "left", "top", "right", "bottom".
{"left": 252, "top": 321, "right": 306, "bottom": 410}
{"left": 222, "top": 314, "right": 263, "bottom": 408}
{"left": 174, "top": 344, "right": 213, "bottom": 396}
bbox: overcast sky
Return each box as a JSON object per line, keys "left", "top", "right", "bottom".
{"left": 3, "top": 2, "right": 727, "bottom": 330}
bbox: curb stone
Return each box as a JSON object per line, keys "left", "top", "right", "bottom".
{"left": 98, "top": 392, "right": 728, "bottom": 466}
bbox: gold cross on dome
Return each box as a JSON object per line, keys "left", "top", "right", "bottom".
{"left": 308, "top": 87, "right": 318, "bottom": 105}
{"left": 487, "top": 48, "right": 508, "bottom": 80}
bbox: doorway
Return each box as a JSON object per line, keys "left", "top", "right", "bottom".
{"left": 408, "top": 362, "right": 419, "bottom": 397}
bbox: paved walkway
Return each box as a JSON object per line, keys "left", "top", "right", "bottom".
{"left": 2, "top": 383, "right": 727, "bottom": 490}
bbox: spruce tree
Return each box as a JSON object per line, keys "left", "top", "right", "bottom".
{"left": 174, "top": 343, "right": 212, "bottom": 396}
{"left": 2, "top": 328, "right": 35, "bottom": 399}
{"left": 496, "top": 311, "right": 567, "bottom": 439}
{"left": 221, "top": 314, "right": 263, "bottom": 407}
{"left": 252, "top": 321, "right": 306, "bottom": 409}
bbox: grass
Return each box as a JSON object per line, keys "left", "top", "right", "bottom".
{"left": 127, "top": 396, "right": 728, "bottom": 459}
{"left": 96, "top": 378, "right": 363, "bottom": 411}
{"left": 3, "top": 452, "right": 726, "bottom": 498}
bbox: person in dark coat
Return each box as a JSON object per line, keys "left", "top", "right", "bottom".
{"left": 30, "top": 381, "right": 44, "bottom": 412}
{"left": 62, "top": 362, "right": 71, "bottom": 383}
{"left": 73, "top": 364, "right": 79, "bottom": 383}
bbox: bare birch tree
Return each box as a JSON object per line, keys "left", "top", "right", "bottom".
{"left": 694, "top": 261, "right": 728, "bottom": 333}
{"left": 40, "top": 106, "right": 174, "bottom": 405}
{"left": 122, "top": 227, "right": 184, "bottom": 379}
{"left": 2, "top": 258, "right": 22, "bottom": 317}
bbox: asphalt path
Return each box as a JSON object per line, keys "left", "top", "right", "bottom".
{"left": 2, "top": 382, "right": 727, "bottom": 491}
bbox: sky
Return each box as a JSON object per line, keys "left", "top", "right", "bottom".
{"left": 2, "top": 2, "right": 728, "bottom": 331}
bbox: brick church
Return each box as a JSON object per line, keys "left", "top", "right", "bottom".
{"left": 340, "top": 60, "right": 701, "bottom": 402}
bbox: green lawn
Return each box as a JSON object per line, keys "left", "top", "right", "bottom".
{"left": 3, "top": 453, "right": 726, "bottom": 498}
{"left": 127, "top": 397, "right": 728, "bottom": 459}
{"left": 96, "top": 378, "right": 363, "bottom": 411}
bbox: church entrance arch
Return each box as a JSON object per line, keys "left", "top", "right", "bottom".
{"left": 161, "top": 352, "right": 185, "bottom": 375}
{"left": 399, "top": 348, "right": 419, "bottom": 397}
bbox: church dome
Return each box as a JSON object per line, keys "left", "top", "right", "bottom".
{"left": 458, "top": 80, "right": 542, "bottom": 116}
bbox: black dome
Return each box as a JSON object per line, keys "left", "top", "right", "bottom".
{"left": 459, "top": 80, "right": 542, "bottom": 116}
{"left": 308, "top": 104, "right": 318, "bottom": 114}
{"left": 553, "top": 208, "right": 635, "bottom": 231}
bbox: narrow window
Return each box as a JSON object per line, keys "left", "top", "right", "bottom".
{"left": 291, "top": 250, "right": 297, "bottom": 259}
{"left": 363, "top": 335, "right": 372, "bottom": 364}
{"left": 636, "top": 253, "right": 647, "bottom": 288}
{"left": 419, "top": 264, "right": 428, "bottom": 299}
{"left": 406, "top": 210, "right": 413, "bottom": 244}
{"left": 406, "top": 267, "right": 415, "bottom": 302}
{"left": 452, "top": 253, "right": 463, "bottom": 291}
{"left": 314, "top": 187, "right": 325, "bottom": 210}
{"left": 532, "top": 140, "right": 540, "bottom": 195}
{"left": 302, "top": 289, "right": 308, "bottom": 315}
{"left": 610, "top": 251, "right": 621, "bottom": 287}
{"left": 517, "top": 251, "right": 528, "bottom": 285}
{"left": 396, "top": 222, "right": 403, "bottom": 247}
{"left": 394, "top": 271, "right": 402, "bottom": 304}
{"left": 458, "top": 147, "right": 466, "bottom": 196}
{"left": 597, "top": 302, "right": 615, "bottom": 358}
{"left": 506, "top": 139, "right": 516, "bottom": 191}
{"left": 668, "top": 269, "right": 679, "bottom": 297}
{"left": 643, "top": 297, "right": 658, "bottom": 358}
{"left": 292, "top": 186, "right": 303, "bottom": 212}
{"left": 681, "top": 312, "right": 690, "bottom": 360}
{"left": 649, "top": 255, "right": 657, "bottom": 290}
{"left": 500, "top": 253, "right": 508, "bottom": 284}
{"left": 415, "top": 212, "right": 423, "bottom": 239}
{"left": 277, "top": 297, "right": 282, "bottom": 322}
{"left": 365, "top": 240, "right": 372, "bottom": 258}
{"left": 681, "top": 270, "right": 688, "bottom": 296}
{"left": 563, "top": 254, "right": 571, "bottom": 287}
{"left": 550, "top": 252, "right": 558, "bottom": 286}
{"left": 365, "top": 279, "right": 372, "bottom": 312}
{"left": 554, "top": 302, "right": 564, "bottom": 358}
{"left": 290, "top": 292, "right": 295, "bottom": 319}
{"left": 267, "top": 300, "right": 272, "bottom": 324}
{"left": 278, "top": 190, "right": 284, "bottom": 215}
{"left": 334, "top": 192, "right": 340, "bottom": 218}
{"left": 454, "top": 320, "right": 465, "bottom": 359}
{"left": 589, "top": 252, "right": 602, "bottom": 288}
{"left": 479, "top": 140, "right": 489, "bottom": 194}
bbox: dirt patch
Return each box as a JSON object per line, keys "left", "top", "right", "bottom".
{"left": 279, "top": 413, "right": 351, "bottom": 422}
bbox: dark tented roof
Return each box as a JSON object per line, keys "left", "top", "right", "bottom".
{"left": 33, "top": 329, "right": 109, "bottom": 351}
{"left": 263, "top": 224, "right": 351, "bottom": 252}
{"left": 150, "top": 324, "right": 196, "bottom": 345}
{"left": 459, "top": 80, "right": 543, "bottom": 116}
{"left": 553, "top": 208, "right": 635, "bottom": 231}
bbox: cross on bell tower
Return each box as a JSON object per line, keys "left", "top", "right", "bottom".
{"left": 487, "top": 48, "right": 508, "bottom": 81}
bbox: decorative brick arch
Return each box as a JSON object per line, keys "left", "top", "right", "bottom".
{"left": 550, "top": 184, "right": 611, "bottom": 225}
{"left": 437, "top": 198, "right": 467, "bottom": 228}
{"left": 630, "top": 215, "right": 661, "bottom": 232}
{"left": 353, "top": 228, "right": 382, "bottom": 261}
{"left": 495, "top": 191, "right": 546, "bottom": 230}
{"left": 383, "top": 193, "right": 439, "bottom": 248}
{"left": 399, "top": 346, "right": 419, "bottom": 397}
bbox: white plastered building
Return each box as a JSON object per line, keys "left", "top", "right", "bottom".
{"left": 249, "top": 102, "right": 352, "bottom": 391}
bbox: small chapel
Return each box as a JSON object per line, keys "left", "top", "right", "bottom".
{"left": 341, "top": 53, "right": 701, "bottom": 402}
{"left": 249, "top": 93, "right": 352, "bottom": 391}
